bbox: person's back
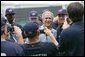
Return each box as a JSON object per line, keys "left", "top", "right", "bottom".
{"left": 1, "top": 40, "right": 23, "bottom": 56}
{"left": 22, "top": 22, "right": 58, "bottom": 56}
{"left": 22, "top": 42, "right": 58, "bottom": 56}
{"left": 1, "top": 15, "right": 23, "bottom": 56}
{"left": 59, "top": 21, "right": 84, "bottom": 56}
{"left": 59, "top": 2, "right": 84, "bottom": 56}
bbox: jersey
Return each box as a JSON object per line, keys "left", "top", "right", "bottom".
{"left": 21, "top": 42, "right": 58, "bottom": 56}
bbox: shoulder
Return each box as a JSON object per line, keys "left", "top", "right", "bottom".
{"left": 59, "top": 26, "right": 76, "bottom": 42}
{"left": 59, "top": 22, "right": 84, "bottom": 42}
{"left": 1, "top": 41, "right": 23, "bottom": 56}
{"left": 1, "top": 41, "right": 16, "bottom": 46}
{"left": 1, "top": 41, "right": 23, "bottom": 51}
{"left": 61, "top": 21, "right": 84, "bottom": 36}
{"left": 5, "top": 41, "right": 23, "bottom": 51}
{"left": 40, "top": 42, "right": 57, "bottom": 49}
{"left": 40, "top": 42, "right": 58, "bottom": 55}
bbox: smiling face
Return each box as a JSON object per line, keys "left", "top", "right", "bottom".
{"left": 42, "top": 11, "right": 53, "bottom": 27}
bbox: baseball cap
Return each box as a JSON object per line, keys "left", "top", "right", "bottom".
{"left": 57, "top": 9, "right": 67, "bottom": 15}
{"left": 5, "top": 8, "right": 15, "bottom": 15}
{"left": 29, "top": 10, "right": 38, "bottom": 18}
{"left": 23, "top": 22, "right": 39, "bottom": 36}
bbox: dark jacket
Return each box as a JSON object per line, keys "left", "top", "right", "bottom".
{"left": 59, "top": 20, "right": 84, "bottom": 56}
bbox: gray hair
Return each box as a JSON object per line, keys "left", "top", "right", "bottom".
{"left": 41, "top": 9, "right": 54, "bottom": 19}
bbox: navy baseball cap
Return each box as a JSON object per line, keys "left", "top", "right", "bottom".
{"left": 23, "top": 22, "right": 39, "bottom": 35}
{"left": 29, "top": 11, "right": 38, "bottom": 18}
{"left": 57, "top": 9, "right": 67, "bottom": 15}
{"left": 5, "top": 8, "right": 15, "bottom": 15}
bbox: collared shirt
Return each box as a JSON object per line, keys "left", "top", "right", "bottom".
{"left": 39, "top": 25, "right": 57, "bottom": 42}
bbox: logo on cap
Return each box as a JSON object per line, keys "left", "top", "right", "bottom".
{"left": 5, "top": 8, "right": 15, "bottom": 15}
{"left": 32, "top": 12, "right": 36, "bottom": 15}
{"left": 8, "top": 9, "right": 13, "bottom": 12}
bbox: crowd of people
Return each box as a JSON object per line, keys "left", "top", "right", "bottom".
{"left": 1, "top": 2, "right": 84, "bottom": 56}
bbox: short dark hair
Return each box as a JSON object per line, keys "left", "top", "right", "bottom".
{"left": 67, "top": 2, "right": 84, "bottom": 22}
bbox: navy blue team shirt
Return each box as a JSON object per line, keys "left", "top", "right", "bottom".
{"left": 21, "top": 42, "right": 58, "bottom": 56}
{"left": 1, "top": 41, "right": 23, "bottom": 56}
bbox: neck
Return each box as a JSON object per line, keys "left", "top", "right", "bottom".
{"left": 8, "top": 19, "right": 14, "bottom": 25}
{"left": 28, "top": 36, "right": 40, "bottom": 44}
{"left": 9, "top": 22, "right": 13, "bottom": 24}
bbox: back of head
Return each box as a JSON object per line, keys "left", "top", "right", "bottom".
{"left": 67, "top": 2, "right": 84, "bottom": 22}
{"left": 23, "top": 22, "right": 39, "bottom": 38}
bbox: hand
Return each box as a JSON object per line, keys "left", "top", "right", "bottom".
{"left": 13, "top": 26, "right": 24, "bottom": 44}
{"left": 14, "top": 26, "right": 22, "bottom": 35}
{"left": 62, "top": 17, "right": 70, "bottom": 29}
{"left": 44, "top": 27, "right": 59, "bottom": 46}
{"left": 53, "top": 16, "right": 58, "bottom": 23}
{"left": 44, "top": 27, "right": 52, "bottom": 36}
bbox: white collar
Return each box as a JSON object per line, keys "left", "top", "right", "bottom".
{"left": 1, "top": 38, "right": 6, "bottom": 41}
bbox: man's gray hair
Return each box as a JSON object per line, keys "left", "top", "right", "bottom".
{"left": 41, "top": 9, "right": 54, "bottom": 19}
